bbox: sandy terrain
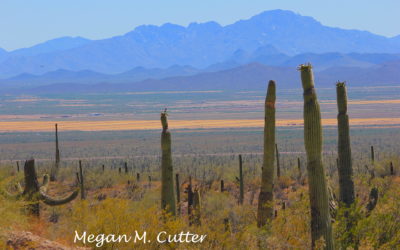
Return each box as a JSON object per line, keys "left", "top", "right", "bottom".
{"left": 1, "top": 117, "right": 400, "bottom": 132}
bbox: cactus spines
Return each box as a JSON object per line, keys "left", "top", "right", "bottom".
{"left": 12, "top": 159, "right": 78, "bottom": 216}
{"left": 257, "top": 80, "right": 276, "bottom": 228}
{"left": 238, "top": 154, "right": 244, "bottom": 205}
{"left": 50, "top": 123, "right": 60, "bottom": 181}
{"left": 336, "top": 82, "right": 355, "bottom": 207}
{"left": 160, "top": 110, "right": 176, "bottom": 216}
{"left": 276, "top": 144, "right": 280, "bottom": 178}
{"left": 299, "top": 64, "right": 333, "bottom": 249}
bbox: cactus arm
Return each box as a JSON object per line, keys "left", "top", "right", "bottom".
{"left": 40, "top": 189, "right": 79, "bottom": 206}
{"left": 16, "top": 182, "right": 23, "bottom": 194}
{"left": 40, "top": 174, "right": 50, "bottom": 193}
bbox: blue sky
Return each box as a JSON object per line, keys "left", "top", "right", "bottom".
{"left": 1, "top": 0, "right": 399, "bottom": 51}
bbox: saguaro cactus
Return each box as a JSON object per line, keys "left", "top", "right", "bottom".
{"left": 370, "top": 146, "right": 375, "bottom": 163}
{"left": 257, "top": 80, "right": 276, "bottom": 227}
{"left": 336, "top": 82, "right": 355, "bottom": 206}
{"left": 299, "top": 64, "right": 333, "bottom": 249}
{"left": 366, "top": 187, "right": 378, "bottom": 216}
{"left": 297, "top": 158, "right": 302, "bottom": 181}
{"left": 50, "top": 123, "right": 60, "bottom": 181}
{"left": 187, "top": 176, "right": 194, "bottom": 219}
{"left": 78, "top": 160, "right": 86, "bottom": 200}
{"left": 390, "top": 162, "right": 395, "bottom": 176}
{"left": 160, "top": 110, "right": 176, "bottom": 216}
{"left": 3, "top": 159, "right": 78, "bottom": 216}
{"left": 238, "top": 154, "right": 244, "bottom": 205}
{"left": 175, "top": 173, "right": 181, "bottom": 215}
{"left": 124, "top": 162, "right": 128, "bottom": 174}
{"left": 192, "top": 188, "right": 201, "bottom": 226}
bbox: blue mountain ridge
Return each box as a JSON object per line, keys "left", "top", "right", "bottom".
{"left": 0, "top": 9, "right": 399, "bottom": 78}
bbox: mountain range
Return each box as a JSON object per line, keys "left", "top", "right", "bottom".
{"left": 3, "top": 60, "right": 398, "bottom": 94}
{"left": 1, "top": 9, "right": 399, "bottom": 92}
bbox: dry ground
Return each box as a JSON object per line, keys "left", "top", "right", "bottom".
{"left": 1, "top": 117, "right": 400, "bottom": 132}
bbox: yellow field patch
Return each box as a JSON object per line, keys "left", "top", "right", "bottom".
{"left": 1, "top": 117, "right": 400, "bottom": 132}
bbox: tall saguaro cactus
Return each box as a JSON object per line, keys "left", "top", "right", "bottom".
{"left": 50, "top": 123, "right": 60, "bottom": 181}
{"left": 78, "top": 160, "right": 86, "bottom": 200}
{"left": 257, "top": 80, "right": 276, "bottom": 227}
{"left": 299, "top": 64, "right": 333, "bottom": 249}
{"left": 336, "top": 82, "right": 355, "bottom": 206}
{"left": 160, "top": 110, "right": 176, "bottom": 216}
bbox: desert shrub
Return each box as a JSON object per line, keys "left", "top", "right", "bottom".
{"left": 356, "top": 177, "right": 400, "bottom": 249}
{"left": 0, "top": 173, "right": 28, "bottom": 248}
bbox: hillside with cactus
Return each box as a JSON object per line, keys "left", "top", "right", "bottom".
{"left": 1, "top": 63, "right": 400, "bottom": 249}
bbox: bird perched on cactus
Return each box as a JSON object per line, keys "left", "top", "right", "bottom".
{"left": 160, "top": 110, "right": 176, "bottom": 216}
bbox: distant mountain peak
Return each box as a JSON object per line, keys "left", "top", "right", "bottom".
{"left": 1, "top": 9, "right": 400, "bottom": 78}
{"left": 188, "top": 21, "right": 221, "bottom": 29}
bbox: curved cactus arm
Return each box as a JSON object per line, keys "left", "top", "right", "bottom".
{"left": 42, "top": 174, "right": 49, "bottom": 186}
{"left": 40, "top": 188, "right": 79, "bottom": 206}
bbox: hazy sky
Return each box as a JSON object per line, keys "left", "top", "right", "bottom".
{"left": 1, "top": 0, "right": 399, "bottom": 51}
